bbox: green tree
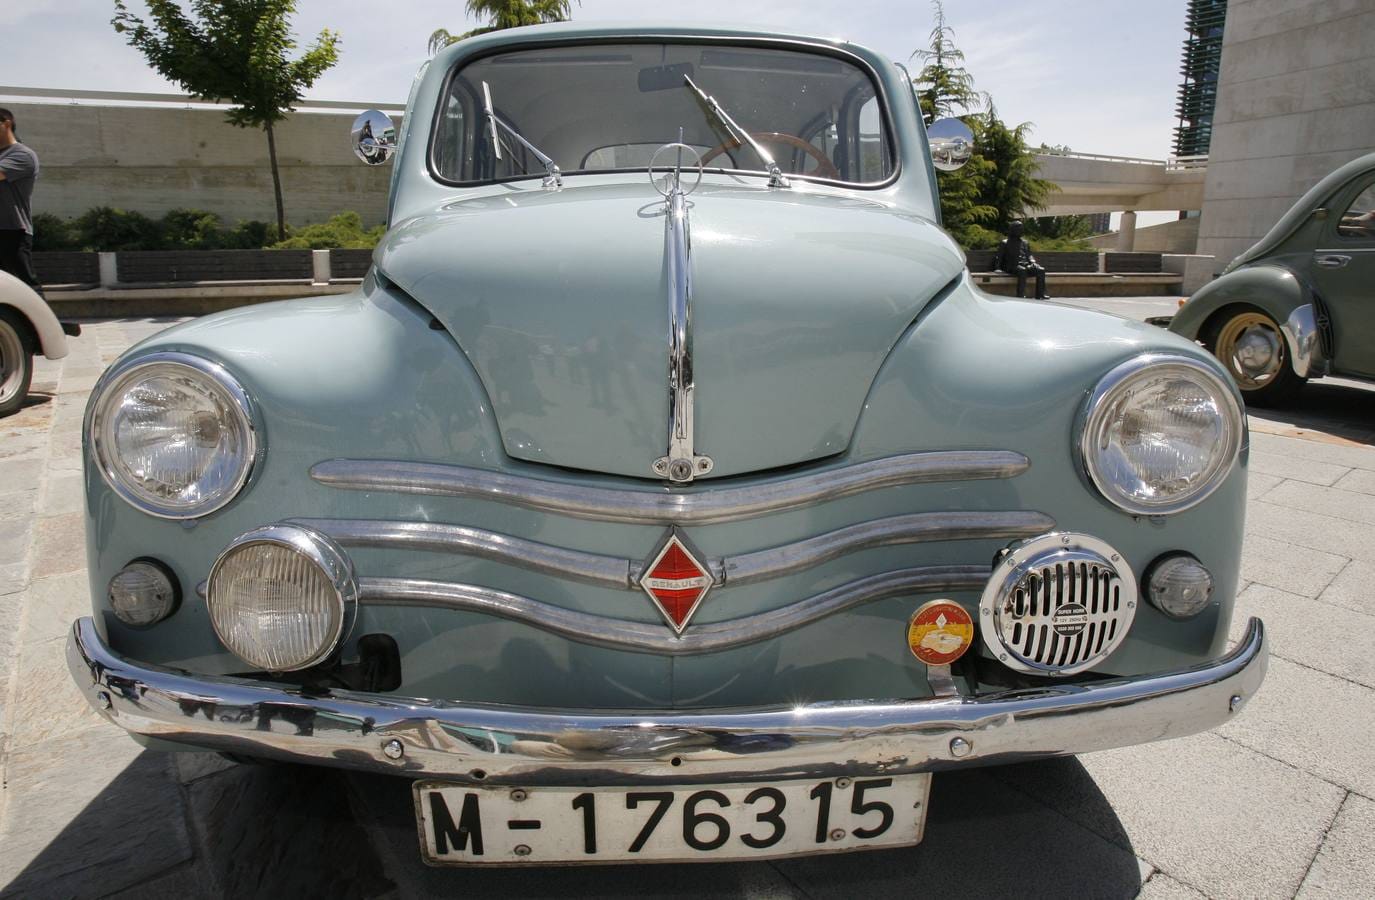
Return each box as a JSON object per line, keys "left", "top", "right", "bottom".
{"left": 974, "top": 107, "right": 1052, "bottom": 235}
{"left": 428, "top": 1, "right": 577, "bottom": 54}
{"left": 112, "top": 1, "right": 341, "bottom": 242}
{"left": 908, "top": 1, "right": 982, "bottom": 122}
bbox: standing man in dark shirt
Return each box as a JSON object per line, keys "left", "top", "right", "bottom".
{"left": 0, "top": 108, "right": 44, "bottom": 299}
{"left": 994, "top": 220, "right": 1048, "bottom": 300}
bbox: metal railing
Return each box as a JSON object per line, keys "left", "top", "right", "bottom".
{"left": 1037, "top": 149, "right": 1209, "bottom": 171}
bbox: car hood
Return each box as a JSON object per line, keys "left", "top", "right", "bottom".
{"left": 376, "top": 181, "right": 964, "bottom": 480}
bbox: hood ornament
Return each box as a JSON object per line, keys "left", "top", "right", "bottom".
{"left": 649, "top": 141, "right": 712, "bottom": 483}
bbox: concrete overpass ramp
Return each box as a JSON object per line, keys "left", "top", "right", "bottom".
{"left": 1035, "top": 152, "right": 1207, "bottom": 215}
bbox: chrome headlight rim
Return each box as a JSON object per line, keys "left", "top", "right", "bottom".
{"left": 88, "top": 350, "right": 259, "bottom": 520}
{"left": 206, "top": 524, "right": 358, "bottom": 672}
{"left": 1078, "top": 352, "right": 1244, "bottom": 517}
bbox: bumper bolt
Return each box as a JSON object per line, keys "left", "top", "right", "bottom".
{"left": 514, "top": 844, "right": 532, "bottom": 857}
{"left": 835, "top": 777, "right": 852, "bottom": 790}
{"left": 96, "top": 691, "right": 112, "bottom": 711}
{"left": 382, "top": 739, "right": 405, "bottom": 760}
{"left": 949, "top": 737, "right": 973, "bottom": 758}
{"left": 829, "top": 828, "right": 846, "bottom": 842}
{"left": 510, "top": 789, "right": 528, "bottom": 802}
{"left": 1229, "top": 694, "right": 1244, "bottom": 712}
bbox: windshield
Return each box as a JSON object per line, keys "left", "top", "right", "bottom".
{"left": 432, "top": 42, "right": 895, "bottom": 187}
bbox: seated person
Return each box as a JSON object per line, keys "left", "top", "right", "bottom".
{"left": 995, "top": 220, "right": 1048, "bottom": 300}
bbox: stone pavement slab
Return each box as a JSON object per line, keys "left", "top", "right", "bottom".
{"left": 1317, "top": 560, "right": 1375, "bottom": 616}
{"left": 1218, "top": 657, "right": 1375, "bottom": 800}
{"left": 1233, "top": 583, "right": 1375, "bottom": 689}
{"left": 1297, "top": 793, "right": 1375, "bottom": 899}
{"left": 1240, "top": 533, "right": 1348, "bottom": 598}
{"left": 992, "top": 734, "right": 1345, "bottom": 899}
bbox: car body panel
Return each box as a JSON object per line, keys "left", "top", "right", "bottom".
{"left": 86, "top": 274, "right": 1244, "bottom": 709}
{"left": 376, "top": 182, "right": 964, "bottom": 480}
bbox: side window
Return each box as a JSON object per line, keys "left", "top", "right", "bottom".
{"left": 1337, "top": 181, "right": 1375, "bottom": 240}
{"left": 856, "top": 96, "right": 887, "bottom": 182}
{"left": 434, "top": 92, "right": 467, "bottom": 177}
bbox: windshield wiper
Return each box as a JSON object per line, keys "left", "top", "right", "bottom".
{"left": 481, "top": 81, "right": 562, "bottom": 189}
{"left": 682, "top": 75, "right": 790, "bottom": 188}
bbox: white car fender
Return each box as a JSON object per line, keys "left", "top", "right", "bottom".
{"left": 0, "top": 269, "right": 68, "bottom": 360}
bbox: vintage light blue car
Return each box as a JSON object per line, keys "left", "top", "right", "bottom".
{"left": 68, "top": 23, "right": 1267, "bottom": 866}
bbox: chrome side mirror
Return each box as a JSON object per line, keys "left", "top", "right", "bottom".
{"left": 352, "top": 109, "right": 397, "bottom": 166}
{"left": 928, "top": 118, "right": 974, "bottom": 172}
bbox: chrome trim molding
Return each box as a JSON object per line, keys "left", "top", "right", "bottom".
{"left": 87, "top": 350, "right": 259, "bottom": 520}
{"left": 719, "top": 511, "right": 1054, "bottom": 586}
{"left": 310, "top": 450, "right": 1032, "bottom": 525}
{"left": 67, "top": 616, "right": 1268, "bottom": 782}
{"left": 1078, "top": 353, "right": 1243, "bottom": 517}
{"left": 206, "top": 524, "right": 358, "bottom": 672}
{"left": 1280, "top": 303, "right": 1329, "bottom": 379}
{"left": 298, "top": 519, "right": 633, "bottom": 588}
{"left": 357, "top": 565, "right": 988, "bottom": 655}
{"left": 652, "top": 143, "right": 713, "bottom": 483}
{"left": 299, "top": 510, "right": 1053, "bottom": 590}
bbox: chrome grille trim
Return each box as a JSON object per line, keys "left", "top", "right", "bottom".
{"left": 359, "top": 565, "right": 987, "bottom": 655}
{"left": 296, "top": 519, "right": 632, "bottom": 589}
{"left": 719, "top": 511, "right": 1054, "bottom": 586}
{"left": 980, "top": 533, "right": 1138, "bottom": 677}
{"left": 309, "top": 450, "right": 1031, "bottom": 525}
{"left": 296, "top": 511, "right": 1053, "bottom": 590}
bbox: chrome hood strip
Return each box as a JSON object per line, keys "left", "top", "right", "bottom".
{"left": 299, "top": 511, "right": 1050, "bottom": 590}
{"left": 310, "top": 450, "right": 1031, "bottom": 525}
{"left": 358, "top": 565, "right": 988, "bottom": 656}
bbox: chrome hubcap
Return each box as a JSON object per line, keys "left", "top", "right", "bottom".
{"left": 1216, "top": 313, "right": 1284, "bottom": 390}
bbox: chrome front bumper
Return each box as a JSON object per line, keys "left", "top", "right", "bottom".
{"left": 67, "top": 616, "right": 1267, "bottom": 784}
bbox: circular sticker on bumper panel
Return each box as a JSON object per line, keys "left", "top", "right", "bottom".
{"left": 907, "top": 599, "right": 975, "bottom": 666}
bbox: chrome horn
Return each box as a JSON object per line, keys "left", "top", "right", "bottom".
{"left": 927, "top": 118, "right": 974, "bottom": 172}
{"left": 351, "top": 109, "right": 397, "bottom": 166}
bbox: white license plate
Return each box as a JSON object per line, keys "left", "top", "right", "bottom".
{"left": 414, "top": 774, "right": 931, "bottom": 865}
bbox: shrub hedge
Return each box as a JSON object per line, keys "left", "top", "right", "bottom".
{"left": 32, "top": 208, "right": 382, "bottom": 252}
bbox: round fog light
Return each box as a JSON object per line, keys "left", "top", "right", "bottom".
{"left": 206, "top": 525, "right": 356, "bottom": 672}
{"left": 1145, "top": 553, "right": 1214, "bottom": 619}
{"left": 109, "top": 560, "right": 179, "bottom": 626}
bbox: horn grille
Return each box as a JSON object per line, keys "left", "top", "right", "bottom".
{"left": 981, "top": 533, "right": 1137, "bottom": 676}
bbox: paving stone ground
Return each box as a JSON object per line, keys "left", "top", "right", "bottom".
{"left": 2, "top": 305, "right": 1373, "bottom": 899}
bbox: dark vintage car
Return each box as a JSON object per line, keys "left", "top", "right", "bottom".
{"left": 1172, "top": 151, "right": 1375, "bottom": 403}
{"left": 67, "top": 23, "right": 1266, "bottom": 867}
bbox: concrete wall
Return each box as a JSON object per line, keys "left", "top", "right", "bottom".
{"left": 1088, "top": 217, "right": 1201, "bottom": 253}
{"left": 8, "top": 101, "right": 394, "bottom": 227}
{"left": 1195, "top": 0, "right": 1375, "bottom": 272}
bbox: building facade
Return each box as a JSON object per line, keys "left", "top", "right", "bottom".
{"left": 1174, "top": 0, "right": 1228, "bottom": 158}
{"left": 1195, "top": 0, "right": 1375, "bottom": 271}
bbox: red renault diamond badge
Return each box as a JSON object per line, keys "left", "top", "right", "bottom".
{"left": 638, "top": 529, "right": 714, "bottom": 634}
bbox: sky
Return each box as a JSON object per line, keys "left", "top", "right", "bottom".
{"left": 2, "top": 0, "right": 1190, "bottom": 161}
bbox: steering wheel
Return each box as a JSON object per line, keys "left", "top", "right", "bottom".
{"left": 699, "top": 132, "right": 841, "bottom": 180}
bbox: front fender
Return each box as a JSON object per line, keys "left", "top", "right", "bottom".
{"left": 0, "top": 269, "right": 67, "bottom": 359}
{"left": 1169, "top": 264, "right": 1327, "bottom": 377}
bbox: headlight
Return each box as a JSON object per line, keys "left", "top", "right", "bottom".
{"left": 207, "top": 525, "right": 356, "bottom": 671}
{"left": 1080, "top": 354, "right": 1243, "bottom": 515}
{"left": 89, "top": 352, "right": 257, "bottom": 519}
